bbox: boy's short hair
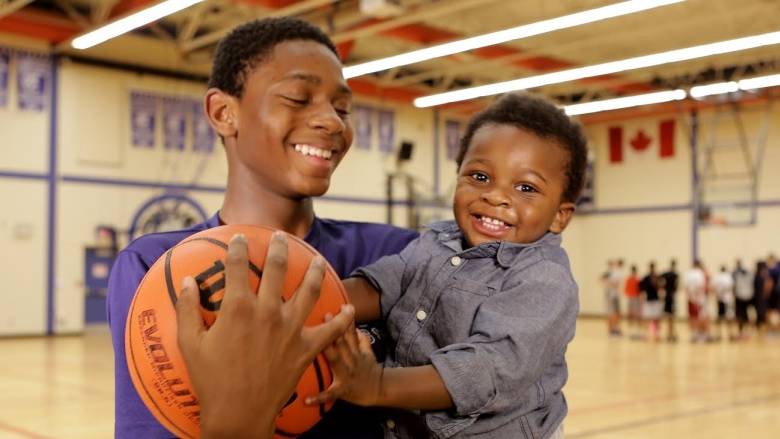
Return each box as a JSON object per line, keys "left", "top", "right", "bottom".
{"left": 455, "top": 92, "right": 588, "bottom": 204}
{"left": 208, "top": 17, "right": 338, "bottom": 98}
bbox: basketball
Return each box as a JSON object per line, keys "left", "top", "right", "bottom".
{"left": 124, "top": 225, "right": 348, "bottom": 439}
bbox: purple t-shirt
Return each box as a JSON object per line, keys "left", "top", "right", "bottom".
{"left": 107, "top": 213, "right": 418, "bottom": 438}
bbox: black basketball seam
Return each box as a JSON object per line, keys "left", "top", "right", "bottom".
{"left": 312, "top": 356, "right": 327, "bottom": 417}
{"left": 127, "top": 286, "right": 197, "bottom": 439}
{"left": 274, "top": 427, "right": 298, "bottom": 437}
{"left": 163, "top": 249, "right": 178, "bottom": 306}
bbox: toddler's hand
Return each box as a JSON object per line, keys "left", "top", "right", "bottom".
{"left": 305, "top": 323, "right": 383, "bottom": 407}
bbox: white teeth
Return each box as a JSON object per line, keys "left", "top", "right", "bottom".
{"left": 294, "top": 144, "right": 333, "bottom": 160}
{"left": 479, "top": 215, "right": 506, "bottom": 228}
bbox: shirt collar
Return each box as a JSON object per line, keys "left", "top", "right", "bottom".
{"left": 213, "top": 211, "right": 321, "bottom": 246}
{"left": 430, "top": 220, "right": 562, "bottom": 268}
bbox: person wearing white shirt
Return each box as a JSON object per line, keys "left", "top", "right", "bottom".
{"left": 684, "top": 260, "right": 709, "bottom": 342}
{"left": 712, "top": 265, "right": 736, "bottom": 340}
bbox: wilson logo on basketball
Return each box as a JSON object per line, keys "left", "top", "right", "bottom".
{"left": 194, "top": 260, "right": 229, "bottom": 312}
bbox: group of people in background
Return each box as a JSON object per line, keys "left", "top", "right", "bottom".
{"left": 601, "top": 254, "right": 780, "bottom": 342}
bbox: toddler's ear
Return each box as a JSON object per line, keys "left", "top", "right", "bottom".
{"left": 204, "top": 88, "right": 238, "bottom": 138}
{"left": 549, "top": 202, "right": 575, "bottom": 234}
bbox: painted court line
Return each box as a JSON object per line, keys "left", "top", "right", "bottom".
{"left": 567, "top": 392, "right": 780, "bottom": 437}
{"left": 0, "top": 420, "right": 55, "bottom": 439}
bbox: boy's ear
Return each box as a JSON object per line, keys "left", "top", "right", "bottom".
{"left": 549, "top": 201, "right": 576, "bottom": 234}
{"left": 205, "top": 88, "right": 238, "bottom": 138}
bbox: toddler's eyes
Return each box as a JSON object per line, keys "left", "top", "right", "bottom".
{"left": 515, "top": 184, "right": 537, "bottom": 193}
{"left": 470, "top": 172, "right": 488, "bottom": 182}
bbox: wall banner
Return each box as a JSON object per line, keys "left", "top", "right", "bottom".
{"left": 16, "top": 52, "right": 50, "bottom": 112}
{"left": 162, "top": 97, "right": 187, "bottom": 151}
{"left": 354, "top": 104, "right": 373, "bottom": 150}
{"left": 377, "top": 109, "right": 395, "bottom": 154}
{"left": 445, "top": 120, "right": 461, "bottom": 160}
{"left": 0, "top": 50, "right": 9, "bottom": 108}
{"left": 130, "top": 91, "right": 157, "bottom": 148}
{"left": 191, "top": 100, "right": 215, "bottom": 153}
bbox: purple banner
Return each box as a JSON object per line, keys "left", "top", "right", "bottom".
{"left": 0, "top": 50, "right": 8, "bottom": 108}
{"left": 17, "top": 52, "right": 50, "bottom": 112}
{"left": 130, "top": 92, "right": 157, "bottom": 148}
{"left": 163, "top": 97, "right": 187, "bottom": 151}
{"left": 377, "top": 109, "right": 395, "bottom": 154}
{"left": 353, "top": 105, "right": 373, "bottom": 150}
{"left": 191, "top": 99, "right": 215, "bottom": 153}
{"left": 445, "top": 120, "right": 461, "bottom": 160}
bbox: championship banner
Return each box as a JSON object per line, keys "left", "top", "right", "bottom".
{"left": 130, "top": 92, "right": 157, "bottom": 148}
{"left": 354, "top": 104, "right": 373, "bottom": 150}
{"left": 190, "top": 99, "right": 215, "bottom": 153}
{"left": 0, "top": 50, "right": 9, "bottom": 108}
{"left": 445, "top": 120, "right": 461, "bottom": 160}
{"left": 16, "top": 52, "right": 49, "bottom": 112}
{"left": 162, "top": 97, "right": 187, "bottom": 151}
{"left": 378, "top": 109, "right": 395, "bottom": 154}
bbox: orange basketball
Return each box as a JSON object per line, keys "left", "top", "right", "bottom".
{"left": 125, "top": 225, "right": 348, "bottom": 439}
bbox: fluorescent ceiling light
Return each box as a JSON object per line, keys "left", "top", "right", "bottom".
{"left": 564, "top": 89, "right": 686, "bottom": 116}
{"left": 687, "top": 73, "right": 780, "bottom": 98}
{"left": 414, "top": 29, "right": 780, "bottom": 108}
{"left": 343, "top": 0, "right": 684, "bottom": 79}
{"left": 71, "top": 0, "right": 204, "bottom": 50}
{"left": 739, "top": 73, "right": 780, "bottom": 90}
{"left": 690, "top": 81, "right": 739, "bottom": 98}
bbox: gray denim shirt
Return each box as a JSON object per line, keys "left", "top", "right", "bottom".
{"left": 353, "top": 220, "right": 578, "bottom": 439}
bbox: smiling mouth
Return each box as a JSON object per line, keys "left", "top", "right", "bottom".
{"left": 293, "top": 143, "right": 335, "bottom": 160}
{"left": 475, "top": 214, "right": 511, "bottom": 230}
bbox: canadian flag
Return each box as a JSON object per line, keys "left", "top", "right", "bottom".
{"left": 608, "top": 119, "right": 675, "bottom": 164}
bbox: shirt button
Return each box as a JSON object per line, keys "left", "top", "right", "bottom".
{"left": 451, "top": 256, "right": 462, "bottom": 266}
{"left": 416, "top": 309, "right": 427, "bottom": 321}
{"left": 386, "top": 419, "right": 396, "bottom": 429}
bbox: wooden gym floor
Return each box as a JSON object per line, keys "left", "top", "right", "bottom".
{"left": 1, "top": 318, "right": 779, "bottom": 438}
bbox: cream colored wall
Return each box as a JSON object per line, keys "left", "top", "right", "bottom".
{"left": 575, "top": 104, "right": 779, "bottom": 316}
{"left": 0, "top": 181, "right": 47, "bottom": 334}
{"left": 0, "top": 36, "right": 50, "bottom": 335}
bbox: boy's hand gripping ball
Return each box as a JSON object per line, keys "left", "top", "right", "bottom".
{"left": 125, "top": 225, "right": 348, "bottom": 438}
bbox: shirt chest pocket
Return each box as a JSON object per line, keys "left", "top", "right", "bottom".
{"left": 450, "top": 277, "right": 497, "bottom": 297}
{"left": 431, "top": 277, "right": 497, "bottom": 344}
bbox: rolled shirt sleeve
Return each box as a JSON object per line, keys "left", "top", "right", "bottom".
{"left": 426, "top": 260, "right": 578, "bottom": 437}
{"left": 351, "top": 237, "right": 421, "bottom": 320}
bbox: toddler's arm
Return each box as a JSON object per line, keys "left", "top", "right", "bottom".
{"left": 342, "top": 277, "right": 381, "bottom": 323}
{"left": 305, "top": 327, "right": 453, "bottom": 410}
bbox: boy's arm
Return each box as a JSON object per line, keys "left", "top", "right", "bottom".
{"left": 342, "top": 277, "right": 381, "bottom": 323}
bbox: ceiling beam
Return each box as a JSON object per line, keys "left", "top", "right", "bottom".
{"left": 181, "top": 0, "right": 335, "bottom": 53}
{"left": 0, "top": 9, "right": 81, "bottom": 42}
{"left": 330, "top": 0, "right": 497, "bottom": 44}
{"left": 0, "top": 0, "right": 34, "bottom": 20}
{"left": 91, "top": 0, "right": 119, "bottom": 24}
{"left": 53, "top": 0, "right": 91, "bottom": 29}
{"left": 177, "top": 1, "right": 210, "bottom": 44}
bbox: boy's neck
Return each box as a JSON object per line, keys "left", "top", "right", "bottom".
{"left": 220, "top": 176, "right": 315, "bottom": 240}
